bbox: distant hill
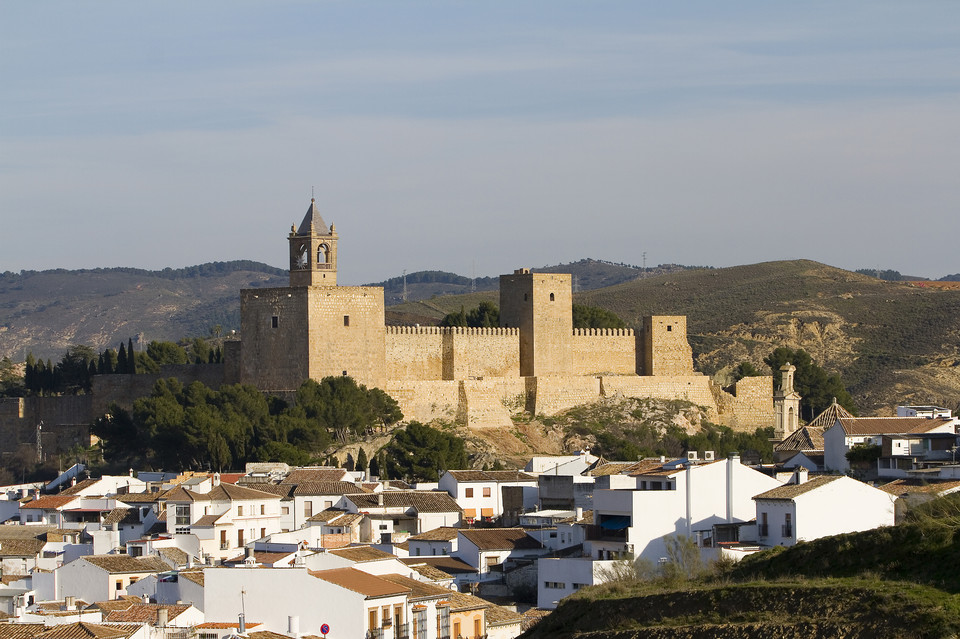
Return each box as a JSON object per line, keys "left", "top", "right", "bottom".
{"left": 4, "top": 258, "right": 960, "bottom": 416}
{"left": 0, "top": 262, "right": 286, "bottom": 361}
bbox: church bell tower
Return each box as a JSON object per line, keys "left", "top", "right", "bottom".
{"left": 289, "top": 198, "right": 338, "bottom": 287}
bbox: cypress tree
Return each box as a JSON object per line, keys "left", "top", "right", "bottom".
{"left": 127, "top": 338, "right": 136, "bottom": 374}
{"left": 24, "top": 353, "right": 36, "bottom": 393}
{"left": 117, "top": 343, "right": 128, "bottom": 374}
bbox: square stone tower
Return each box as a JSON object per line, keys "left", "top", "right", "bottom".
{"left": 639, "top": 316, "right": 693, "bottom": 376}
{"left": 499, "top": 269, "right": 572, "bottom": 376}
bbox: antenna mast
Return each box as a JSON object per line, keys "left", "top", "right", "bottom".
{"left": 36, "top": 420, "right": 43, "bottom": 463}
{"left": 402, "top": 270, "right": 407, "bottom": 303}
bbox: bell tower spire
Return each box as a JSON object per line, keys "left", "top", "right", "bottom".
{"left": 289, "top": 198, "right": 338, "bottom": 286}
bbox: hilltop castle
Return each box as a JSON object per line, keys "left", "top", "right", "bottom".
{"left": 227, "top": 200, "right": 774, "bottom": 429}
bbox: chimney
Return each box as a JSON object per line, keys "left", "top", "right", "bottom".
{"left": 141, "top": 594, "right": 149, "bottom": 603}
{"left": 726, "top": 452, "right": 737, "bottom": 523}
{"left": 794, "top": 467, "right": 809, "bottom": 485}
{"left": 64, "top": 596, "right": 76, "bottom": 611}
{"left": 245, "top": 546, "right": 254, "bottom": 559}
{"left": 71, "top": 477, "right": 77, "bottom": 487}
{"left": 186, "top": 555, "right": 194, "bottom": 569}
{"left": 129, "top": 468, "right": 135, "bottom": 478}
{"left": 575, "top": 507, "right": 583, "bottom": 521}
{"left": 288, "top": 616, "right": 301, "bottom": 639}
{"left": 238, "top": 613, "right": 246, "bottom": 635}
{"left": 378, "top": 493, "right": 384, "bottom": 507}
{"left": 213, "top": 473, "right": 221, "bottom": 487}
{"left": 157, "top": 608, "right": 168, "bottom": 627}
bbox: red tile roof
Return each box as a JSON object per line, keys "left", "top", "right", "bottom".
{"left": 309, "top": 567, "right": 410, "bottom": 598}
{"left": 20, "top": 495, "right": 78, "bottom": 510}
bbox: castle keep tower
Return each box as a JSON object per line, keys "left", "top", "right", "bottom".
{"left": 499, "top": 269, "right": 573, "bottom": 376}
{"left": 289, "top": 198, "right": 338, "bottom": 287}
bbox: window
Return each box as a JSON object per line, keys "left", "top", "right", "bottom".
{"left": 667, "top": 325, "right": 672, "bottom": 332}
{"left": 544, "top": 581, "right": 566, "bottom": 589}
{"left": 549, "top": 293, "right": 555, "bottom": 301}
{"left": 783, "top": 513, "right": 793, "bottom": 538}
{"left": 394, "top": 605, "right": 403, "bottom": 627}
{"left": 453, "top": 621, "right": 461, "bottom": 639}
{"left": 368, "top": 608, "right": 378, "bottom": 630}
{"left": 482, "top": 487, "right": 491, "bottom": 497}
{"left": 175, "top": 504, "right": 190, "bottom": 528}
{"left": 237, "top": 506, "right": 243, "bottom": 517}
{"left": 304, "top": 501, "right": 313, "bottom": 518}
{"left": 282, "top": 506, "right": 289, "bottom": 515}
{"left": 474, "top": 618, "right": 482, "bottom": 638}
{"left": 271, "top": 316, "right": 279, "bottom": 328}
{"left": 324, "top": 500, "right": 333, "bottom": 509}
{"left": 465, "top": 488, "right": 474, "bottom": 498}
{"left": 382, "top": 606, "right": 392, "bottom": 627}
{"left": 261, "top": 527, "right": 266, "bottom": 538}
{"left": 343, "top": 315, "right": 350, "bottom": 326}
{"left": 115, "top": 580, "right": 123, "bottom": 591}
{"left": 260, "top": 504, "right": 265, "bottom": 515}
{"left": 238, "top": 529, "right": 244, "bottom": 546}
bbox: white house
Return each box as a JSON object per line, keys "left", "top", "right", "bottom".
{"left": 203, "top": 565, "right": 410, "bottom": 639}
{"left": 407, "top": 527, "right": 459, "bottom": 558}
{"left": 439, "top": 471, "right": 538, "bottom": 524}
{"left": 161, "top": 481, "right": 282, "bottom": 560}
{"left": 752, "top": 474, "right": 895, "bottom": 546}
{"left": 587, "top": 455, "right": 781, "bottom": 562}
{"left": 292, "top": 481, "right": 368, "bottom": 530}
{"left": 537, "top": 557, "right": 617, "bottom": 610}
{"left": 823, "top": 416, "right": 957, "bottom": 473}
{"left": 54, "top": 554, "right": 170, "bottom": 602}
{"left": 455, "top": 528, "right": 547, "bottom": 580}
{"left": 339, "top": 491, "right": 462, "bottom": 543}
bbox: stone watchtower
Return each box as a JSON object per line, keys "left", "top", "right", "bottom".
{"left": 773, "top": 362, "right": 802, "bottom": 438}
{"left": 499, "top": 269, "right": 573, "bottom": 376}
{"left": 289, "top": 198, "right": 338, "bottom": 287}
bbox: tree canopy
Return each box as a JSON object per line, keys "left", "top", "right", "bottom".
{"left": 764, "top": 347, "right": 856, "bottom": 421}
{"left": 440, "top": 301, "right": 500, "bottom": 328}
{"left": 92, "top": 376, "right": 403, "bottom": 472}
{"left": 572, "top": 304, "right": 627, "bottom": 329}
{"left": 381, "top": 422, "right": 468, "bottom": 482}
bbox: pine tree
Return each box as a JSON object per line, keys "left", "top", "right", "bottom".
{"left": 356, "top": 447, "right": 369, "bottom": 474}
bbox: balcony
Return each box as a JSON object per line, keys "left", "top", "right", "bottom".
{"left": 781, "top": 524, "right": 793, "bottom": 538}
{"left": 758, "top": 524, "right": 769, "bottom": 537}
{"left": 220, "top": 542, "right": 230, "bottom": 550}
{"left": 396, "top": 623, "right": 410, "bottom": 639}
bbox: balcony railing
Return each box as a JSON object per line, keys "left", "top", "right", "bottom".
{"left": 220, "top": 542, "right": 230, "bottom": 550}
{"left": 758, "top": 524, "right": 769, "bottom": 537}
{"left": 781, "top": 524, "right": 793, "bottom": 538}
{"left": 396, "top": 622, "right": 410, "bottom": 639}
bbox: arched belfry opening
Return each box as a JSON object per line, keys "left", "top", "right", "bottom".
{"left": 289, "top": 198, "right": 338, "bottom": 287}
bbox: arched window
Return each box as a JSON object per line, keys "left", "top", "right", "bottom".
{"left": 317, "top": 244, "right": 328, "bottom": 264}
{"left": 788, "top": 406, "right": 795, "bottom": 429}
{"left": 549, "top": 293, "right": 555, "bottom": 301}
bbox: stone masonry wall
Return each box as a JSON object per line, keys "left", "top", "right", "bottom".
{"left": 384, "top": 326, "right": 520, "bottom": 381}
{"left": 640, "top": 316, "right": 693, "bottom": 376}
{"left": 601, "top": 375, "right": 720, "bottom": 420}
{"left": 530, "top": 375, "right": 603, "bottom": 416}
{"left": 385, "top": 327, "right": 445, "bottom": 380}
{"left": 710, "top": 375, "right": 774, "bottom": 432}
{"left": 240, "top": 287, "right": 310, "bottom": 393}
{"left": 384, "top": 380, "right": 462, "bottom": 424}
{"left": 307, "top": 286, "right": 386, "bottom": 388}
{"left": 459, "top": 377, "right": 527, "bottom": 428}
{"left": 569, "top": 329, "right": 637, "bottom": 375}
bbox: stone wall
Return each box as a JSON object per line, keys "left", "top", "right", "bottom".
{"left": 601, "top": 375, "right": 720, "bottom": 419}
{"left": 0, "top": 395, "right": 95, "bottom": 455}
{"left": 385, "top": 326, "right": 445, "bottom": 380}
{"left": 459, "top": 377, "right": 527, "bottom": 428}
{"left": 529, "top": 375, "right": 603, "bottom": 416}
{"left": 500, "top": 270, "right": 573, "bottom": 376}
{"left": 711, "top": 375, "right": 774, "bottom": 432}
{"left": 384, "top": 326, "right": 520, "bottom": 381}
{"left": 307, "top": 286, "right": 386, "bottom": 388}
{"left": 569, "top": 329, "right": 637, "bottom": 375}
{"left": 384, "top": 380, "right": 462, "bottom": 424}
{"left": 240, "top": 287, "right": 310, "bottom": 393}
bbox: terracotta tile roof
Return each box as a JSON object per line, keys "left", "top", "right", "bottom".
{"left": 103, "top": 603, "right": 191, "bottom": 623}
{"left": 386, "top": 480, "right": 412, "bottom": 490}
{"left": 58, "top": 479, "right": 100, "bottom": 496}
{"left": 309, "top": 567, "right": 410, "bottom": 598}
{"left": 346, "top": 491, "right": 462, "bottom": 513}
{"left": 116, "top": 492, "right": 162, "bottom": 504}
{"left": 211, "top": 473, "right": 245, "bottom": 485}
{"left": 879, "top": 478, "right": 960, "bottom": 496}
{"left": 775, "top": 426, "right": 825, "bottom": 452}
{"left": 20, "top": 495, "right": 78, "bottom": 510}
{"left": 379, "top": 573, "right": 450, "bottom": 599}
{"left": 102, "top": 507, "right": 140, "bottom": 526}
{"left": 193, "top": 513, "right": 225, "bottom": 526}
{"left": 444, "top": 591, "right": 488, "bottom": 612}
{"left": 35, "top": 622, "right": 141, "bottom": 639}
{"left": 753, "top": 475, "right": 843, "bottom": 501}
{"left": 247, "top": 484, "right": 295, "bottom": 498}
{"left": 247, "top": 632, "right": 292, "bottom": 639}
{"left": 179, "top": 569, "right": 204, "bottom": 586}
{"left": 404, "top": 563, "right": 454, "bottom": 581}
{"left": 399, "top": 556, "right": 476, "bottom": 575}
{"left": 482, "top": 601, "right": 523, "bottom": 626}
{"left": 0, "top": 538, "right": 44, "bottom": 557}
{"left": 307, "top": 509, "right": 362, "bottom": 526}
{"left": 160, "top": 487, "right": 201, "bottom": 502}
{"left": 836, "top": 416, "right": 955, "bottom": 436}
{"left": 88, "top": 600, "right": 137, "bottom": 612}
{"left": 282, "top": 468, "right": 350, "bottom": 485}
{"left": 81, "top": 555, "right": 170, "bottom": 574}
{"left": 207, "top": 483, "right": 283, "bottom": 502}
{"left": 158, "top": 547, "right": 190, "bottom": 567}
{"left": 459, "top": 528, "right": 542, "bottom": 551}
{"left": 224, "top": 551, "right": 294, "bottom": 566}
{"left": 408, "top": 527, "right": 459, "bottom": 542}
{"left": 328, "top": 546, "right": 395, "bottom": 562}
{"left": 0, "top": 624, "right": 45, "bottom": 639}
{"left": 0, "top": 525, "right": 57, "bottom": 539}
{"left": 808, "top": 398, "right": 855, "bottom": 428}
{"left": 293, "top": 481, "right": 367, "bottom": 497}
{"left": 444, "top": 470, "right": 536, "bottom": 483}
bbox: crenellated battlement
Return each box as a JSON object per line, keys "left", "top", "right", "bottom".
{"left": 386, "top": 325, "right": 519, "bottom": 336}
{"left": 572, "top": 328, "right": 634, "bottom": 337}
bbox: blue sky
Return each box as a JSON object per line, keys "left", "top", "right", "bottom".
{"left": 2, "top": 1, "right": 959, "bottom": 284}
